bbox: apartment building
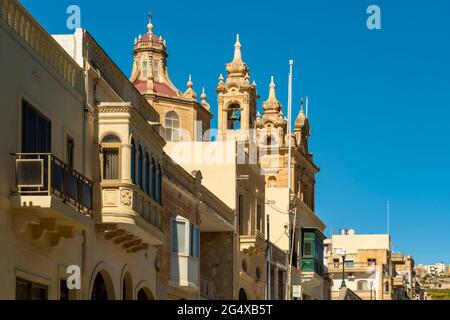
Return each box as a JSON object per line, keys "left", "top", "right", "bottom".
{"left": 325, "top": 229, "right": 414, "bottom": 300}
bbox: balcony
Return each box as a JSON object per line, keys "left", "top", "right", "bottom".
{"left": 11, "top": 153, "right": 93, "bottom": 246}
{"left": 269, "top": 243, "right": 288, "bottom": 268}
{"left": 391, "top": 253, "right": 404, "bottom": 263}
{"left": 170, "top": 254, "right": 199, "bottom": 291}
{"left": 393, "top": 276, "right": 405, "bottom": 287}
{"left": 240, "top": 231, "right": 267, "bottom": 256}
{"left": 328, "top": 262, "right": 380, "bottom": 273}
{"left": 97, "top": 181, "right": 165, "bottom": 251}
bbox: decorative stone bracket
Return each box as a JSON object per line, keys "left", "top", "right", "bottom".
{"left": 96, "top": 223, "right": 149, "bottom": 253}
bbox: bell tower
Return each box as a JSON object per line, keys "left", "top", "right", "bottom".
{"left": 216, "top": 35, "right": 259, "bottom": 141}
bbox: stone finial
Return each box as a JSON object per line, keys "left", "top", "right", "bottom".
{"left": 201, "top": 86, "right": 207, "bottom": 101}
{"left": 138, "top": 34, "right": 142, "bottom": 42}
{"left": 269, "top": 75, "right": 276, "bottom": 99}
{"left": 147, "top": 11, "right": 154, "bottom": 34}
{"left": 233, "top": 34, "right": 242, "bottom": 63}
{"left": 200, "top": 87, "right": 210, "bottom": 111}
{"left": 184, "top": 74, "right": 197, "bottom": 99}
{"left": 187, "top": 74, "right": 193, "bottom": 88}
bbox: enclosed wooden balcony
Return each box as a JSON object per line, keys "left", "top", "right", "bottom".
{"left": 11, "top": 153, "right": 94, "bottom": 246}
{"left": 98, "top": 181, "right": 165, "bottom": 252}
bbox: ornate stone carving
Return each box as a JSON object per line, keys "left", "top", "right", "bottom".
{"left": 121, "top": 188, "right": 132, "bottom": 207}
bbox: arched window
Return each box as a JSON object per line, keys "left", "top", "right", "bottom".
{"left": 227, "top": 104, "right": 241, "bottom": 130}
{"left": 157, "top": 163, "right": 162, "bottom": 204}
{"left": 131, "top": 139, "right": 136, "bottom": 184}
{"left": 165, "top": 111, "right": 180, "bottom": 141}
{"left": 101, "top": 135, "right": 121, "bottom": 180}
{"left": 142, "top": 60, "right": 148, "bottom": 79}
{"left": 144, "top": 153, "right": 150, "bottom": 195}
{"left": 138, "top": 145, "right": 143, "bottom": 189}
{"left": 385, "top": 281, "right": 390, "bottom": 293}
{"left": 151, "top": 158, "right": 156, "bottom": 200}
{"left": 265, "top": 135, "right": 277, "bottom": 155}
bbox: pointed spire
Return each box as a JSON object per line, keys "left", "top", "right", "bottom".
{"left": 201, "top": 86, "right": 207, "bottom": 101}
{"left": 147, "top": 11, "right": 153, "bottom": 34}
{"left": 268, "top": 75, "right": 276, "bottom": 99}
{"left": 233, "top": 34, "right": 242, "bottom": 63}
{"left": 187, "top": 74, "right": 193, "bottom": 88}
{"left": 138, "top": 34, "right": 142, "bottom": 42}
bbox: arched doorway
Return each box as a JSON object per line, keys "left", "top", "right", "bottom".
{"left": 90, "top": 270, "right": 115, "bottom": 300}
{"left": 239, "top": 288, "right": 247, "bottom": 300}
{"left": 122, "top": 272, "right": 133, "bottom": 300}
{"left": 91, "top": 273, "right": 108, "bottom": 300}
{"left": 137, "top": 288, "right": 154, "bottom": 300}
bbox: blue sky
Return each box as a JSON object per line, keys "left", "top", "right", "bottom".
{"left": 21, "top": 0, "right": 450, "bottom": 264}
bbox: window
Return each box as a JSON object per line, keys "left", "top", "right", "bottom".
{"left": 101, "top": 135, "right": 120, "bottom": 180}
{"left": 227, "top": 104, "right": 241, "bottom": 130}
{"left": 151, "top": 158, "right": 156, "bottom": 199}
{"left": 66, "top": 136, "right": 74, "bottom": 168}
{"left": 22, "top": 99, "right": 51, "bottom": 153}
{"left": 238, "top": 195, "right": 245, "bottom": 235}
{"left": 171, "top": 217, "right": 199, "bottom": 258}
{"left": 189, "top": 223, "right": 199, "bottom": 258}
{"left": 131, "top": 139, "right": 136, "bottom": 184}
{"left": 157, "top": 163, "right": 162, "bottom": 204}
{"left": 142, "top": 60, "right": 148, "bottom": 78}
{"left": 138, "top": 145, "right": 143, "bottom": 189}
{"left": 368, "top": 258, "right": 377, "bottom": 266}
{"left": 153, "top": 61, "right": 159, "bottom": 79}
{"left": 165, "top": 111, "right": 180, "bottom": 142}
{"left": 291, "top": 229, "right": 298, "bottom": 268}
{"left": 385, "top": 281, "right": 390, "bottom": 292}
{"left": 172, "top": 220, "right": 186, "bottom": 253}
{"left": 357, "top": 280, "right": 369, "bottom": 291}
{"left": 144, "top": 153, "right": 150, "bottom": 195}
{"left": 345, "top": 260, "right": 355, "bottom": 268}
{"left": 256, "top": 204, "right": 263, "bottom": 233}
{"left": 16, "top": 278, "right": 48, "bottom": 300}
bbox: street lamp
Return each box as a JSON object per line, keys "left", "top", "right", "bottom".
{"left": 340, "top": 250, "right": 347, "bottom": 288}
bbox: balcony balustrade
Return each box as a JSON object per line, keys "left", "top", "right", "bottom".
{"left": 14, "top": 153, "right": 93, "bottom": 215}
{"left": 11, "top": 153, "right": 94, "bottom": 246}
{"left": 99, "top": 181, "right": 165, "bottom": 250}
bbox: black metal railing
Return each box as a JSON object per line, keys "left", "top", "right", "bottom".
{"left": 15, "top": 153, "right": 93, "bottom": 216}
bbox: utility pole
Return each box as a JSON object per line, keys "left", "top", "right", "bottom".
{"left": 284, "top": 59, "right": 294, "bottom": 300}
{"left": 266, "top": 214, "right": 271, "bottom": 300}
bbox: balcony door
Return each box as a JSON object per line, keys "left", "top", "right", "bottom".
{"left": 22, "top": 100, "right": 51, "bottom": 153}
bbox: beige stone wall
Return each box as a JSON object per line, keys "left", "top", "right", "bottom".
{"left": 200, "top": 232, "right": 234, "bottom": 299}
